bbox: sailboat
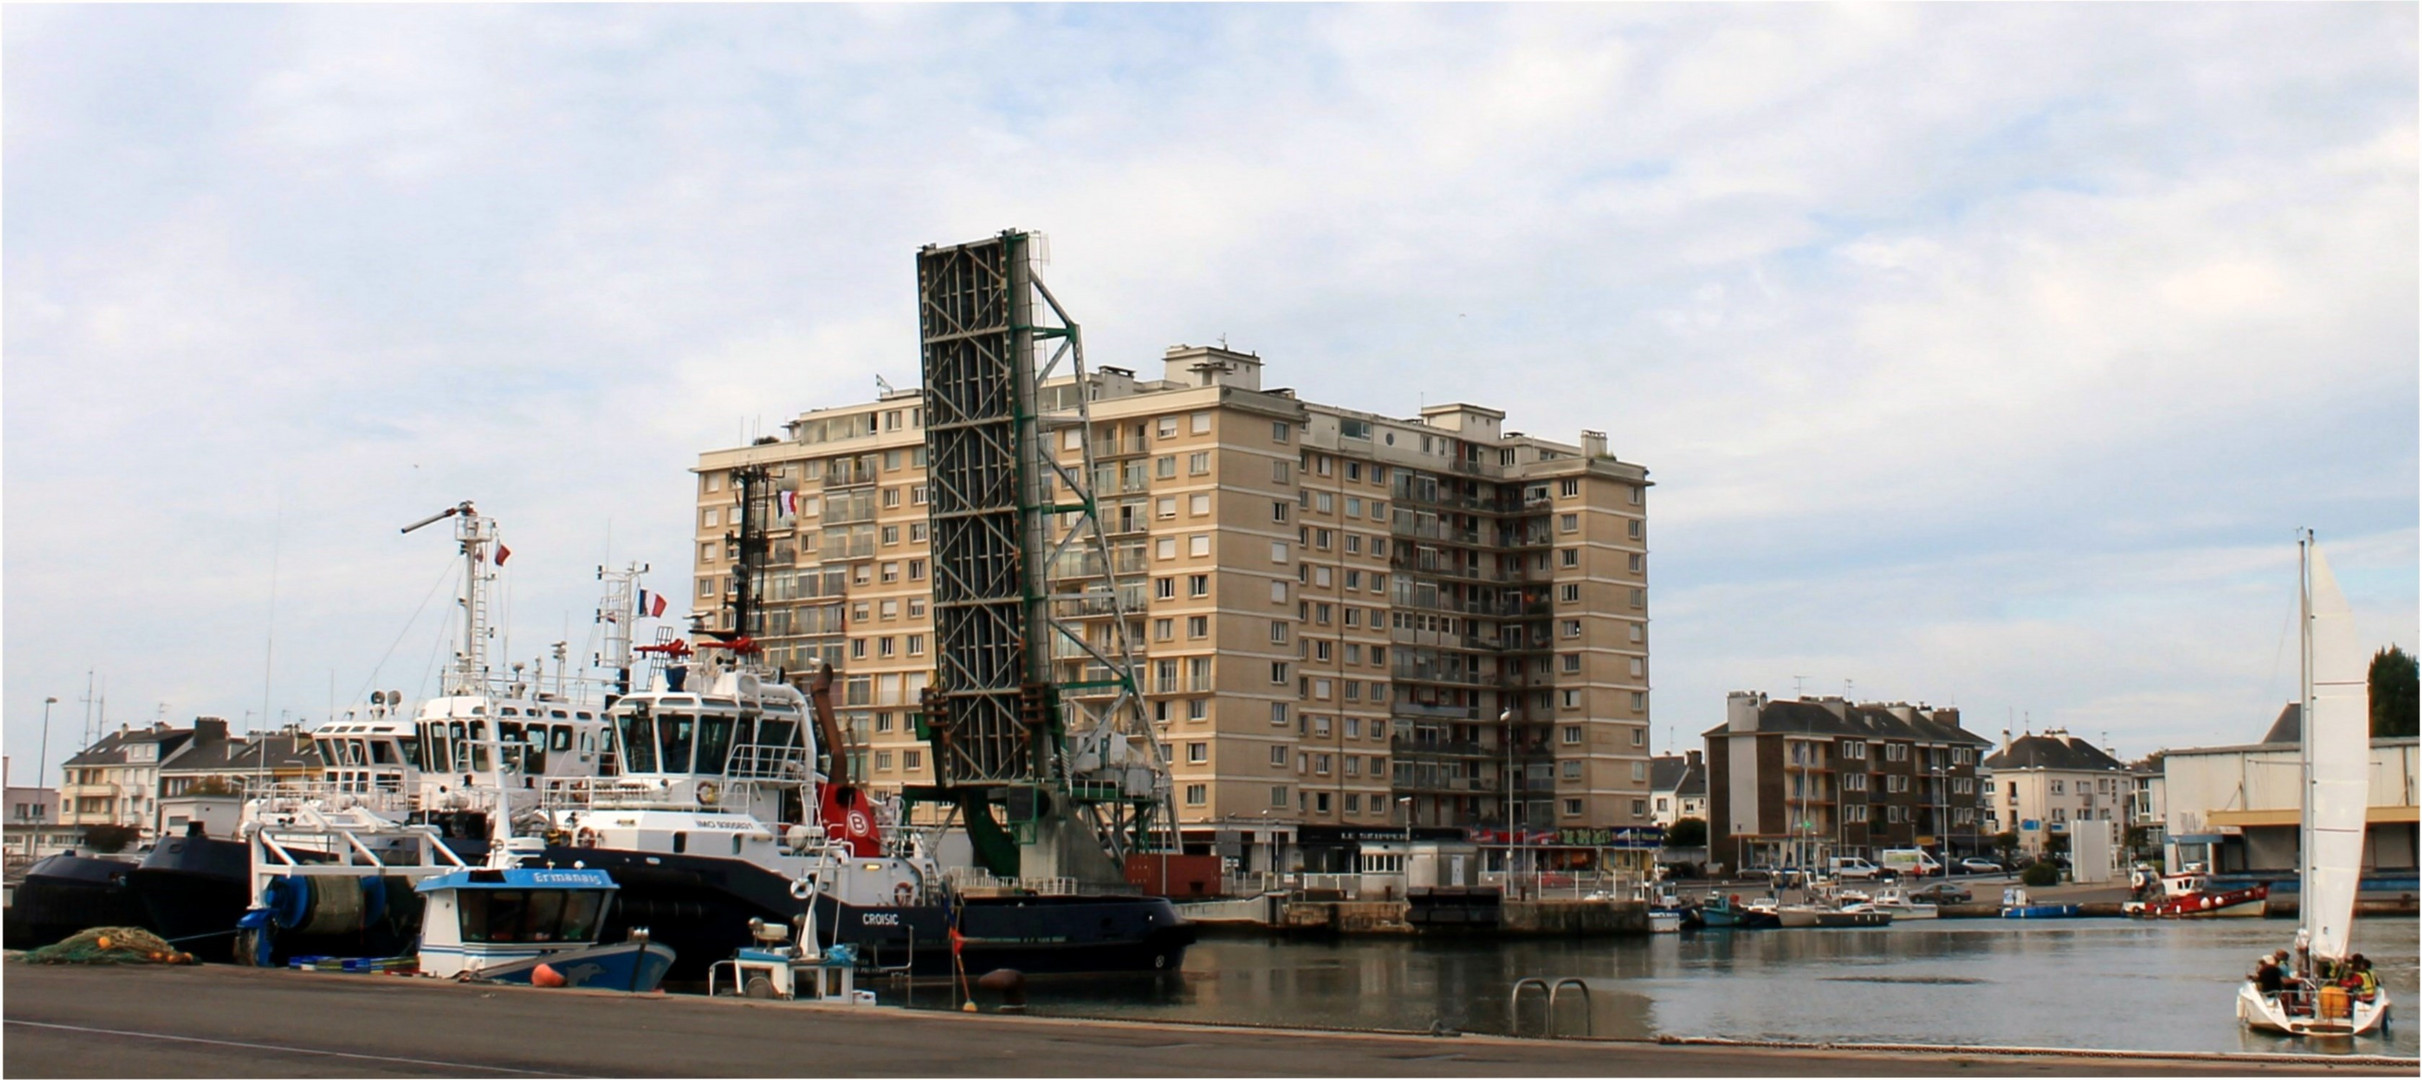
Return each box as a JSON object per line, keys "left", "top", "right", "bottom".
{"left": 2235, "top": 533, "right": 2391, "bottom": 1037}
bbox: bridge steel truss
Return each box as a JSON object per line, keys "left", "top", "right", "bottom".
{"left": 915, "top": 230, "right": 1169, "bottom": 864}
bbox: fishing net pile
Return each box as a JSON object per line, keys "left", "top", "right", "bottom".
{"left": 19, "top": 927, "right": 196, "bottom": 965}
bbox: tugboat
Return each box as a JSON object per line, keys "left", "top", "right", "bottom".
{"left": 540, "top": 654, "right": 1194, "bottom": 982}
{"left": 119, "top": 502, "right": 632, "bottom": 957}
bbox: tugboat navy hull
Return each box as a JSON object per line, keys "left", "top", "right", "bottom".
{"left": 127, "top": 836, "right": 251, "bottom": 957}
{"left": 3, "top": 854, "right": 147, "bottom": 949}
{"left": 547, "top": 846, "right": 1195, "bottom": 982}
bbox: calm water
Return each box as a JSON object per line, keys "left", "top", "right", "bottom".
{"left": 900, "top": 918, "right": 2418, "bottom": 1057}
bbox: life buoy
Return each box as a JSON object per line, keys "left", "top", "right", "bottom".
{"left": 894, "top": 882, "right": 916, "bottom": 907}
{"left": 789, "top": 876, "right": 817, "bottom": 901}
{"left": 696, "top": 781, "right": 720, "bottom": 806}
{"left": 574, "top": 827, "right": 600, "bottom": 848}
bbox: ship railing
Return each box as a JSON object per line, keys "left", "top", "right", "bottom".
{"left": 939, "top": 866, "right": 1087, "bottom": 897}
{"left": 723, "top": 743, "right": 806, "bottom": 782}
{"left": 248, "top": 782, "right": 421, "bottom": 818}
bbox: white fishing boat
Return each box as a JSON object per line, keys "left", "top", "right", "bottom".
{"left": 2235, "top": 533, "right": 2391, "bottom": 1038}
{"left": 1868, "top": 885, "right": 1938, "bottom": 920}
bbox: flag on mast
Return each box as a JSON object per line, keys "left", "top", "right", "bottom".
{"left": 494, "top": 543, "right": 512, "bottom": 566}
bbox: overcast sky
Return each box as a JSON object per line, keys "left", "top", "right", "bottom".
{"left": 5, "top": 4, "right": 2414, "bottom": 786}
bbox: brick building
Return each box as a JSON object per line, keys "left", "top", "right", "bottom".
{"left": 1705, "top": 691, "right": 1992, "bottom": 871}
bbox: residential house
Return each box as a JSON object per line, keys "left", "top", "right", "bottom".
{"left": 1649, "top": 750, "right": 1706, "bottom": 827}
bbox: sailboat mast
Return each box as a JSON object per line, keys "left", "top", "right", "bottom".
{"left": 2298, "top": 530, "right": 2316, "bottom": 958}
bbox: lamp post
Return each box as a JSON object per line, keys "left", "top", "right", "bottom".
{"left": 38, "top": 696, "right": 58, "bottom": 791}
{"left": 1500, "top": 707, "right": 1515, "bottom": 890}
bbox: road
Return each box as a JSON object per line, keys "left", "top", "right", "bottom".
{"left": 5, "top": 962, "right": 2408, "bottom": 1077}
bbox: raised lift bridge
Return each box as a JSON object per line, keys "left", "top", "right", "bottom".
{"left": 906, "top": 230, "right": 1170, "bottom": 887}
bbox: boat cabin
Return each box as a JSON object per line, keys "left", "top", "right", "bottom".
{"left": 414, "top": 866, "right": 619, "bottom": 979}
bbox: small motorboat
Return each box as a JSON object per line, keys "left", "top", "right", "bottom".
{"left": 1869, "top": 886, "right": 1939, "bottom": 921}
{"left": 1778, "top": 903, "right": 1892, "bottom": 928}
{"left": 414, "top": 861, "right": 675, "bottom": 991}
{"left": 1696, "top": 894, "right": 1779, "bottom": 929}
{"left": 1999, "top": 886, "right": 2084, "bottom": 919}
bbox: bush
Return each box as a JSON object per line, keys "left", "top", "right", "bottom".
{"left": 80, "top": 824, "right": 140, "bottom": 854}
{"left": 2021, "top": 862, "right": 2061, "bottom": 888}
{"left": 1664, "top": 817, "right": 1707, "bottom": 848}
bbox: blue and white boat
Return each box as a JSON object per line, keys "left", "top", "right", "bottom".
{"left": 414, "top": 860, "right": 673, "bottom": 991}
{"left": 1999, "top": 886, "right": 2083, "bottom": 919}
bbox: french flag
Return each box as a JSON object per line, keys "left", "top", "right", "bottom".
{"left": 637, "top": 589, "right": 668, "bottom": 618}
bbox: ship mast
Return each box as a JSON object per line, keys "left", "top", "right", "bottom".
{"left": 401, "top": 501, "right": 498, "bottom": 697}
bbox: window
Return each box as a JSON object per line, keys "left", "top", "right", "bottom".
{"left": 1564, "top": 799, "right": 1584, "bottom": 817}
{"left": 1561, "top": 725, "right": 1582, "bottom": 745}
{"left": 1844, "top": 772, "right": 1866, "bottom": 791}
{"left": 1187, "top": 742, "right": 1208, "bottom": 764}
{"left": 1272, "top": 461, "right": 1291, "bottom": 484}
{"left": 1271, "top": 703, "right": 1290, "bottom": 726}
{"left": 1185, "top": 784, "right": 1208, "bottom": 806}
{"left": 1560, "top": 478, "right": 1579, "bottom": 497}
{"left": 903, "top": 750, "right": 922, "bottom": 772}
{"left": 1189, "top": 451, "right": 1211, "bottom": 475}
{"left": 1560, "top": 584, "right": 1581, "bottom": 603}
{"left": 1629, "top": 587, "right": 1644, "bottom": 609}
{"left": 1271, "top": 661, "right": 1290, "bottom": 683}
{"left": 1886, "top": 743, "right": 1909, "bottom": 762}
{"left": 1271, "top": 786, "right": 1288, "bottom": 807}
{"left": 1156, "top": 538, "right": 1176, "bottom": 560}
{"left": 878, "top": 637, "right": 896, "bottom": 658}
{"left": 1189, "top": 574, "right": 1210, "bottom": 597}
{"left": 1559, "top": 513, "right": 1579, "bottom": 533}
{"left": 875, "top": 750, "right": 893, "bottom": 771}
{"left": 1629, "top": 519, "right": 1643, "bottom": 539}
{"left": 1187, "top": 615, "right": 1209, "bottom": 639}
{"left": 1153, "top": 618, "right": 1175, "bottom": 642}
{"left": 1189, "top": 411, "right": 1212, "bottom": 435}
{"left": 1156, "top": 496, "right": 1177, "bottom": 519}
{"left": 907, "top": 635, "right": 925, "bottom": 656}
{"left": 1846, "top": 804, "right": 1868, "bottom": 823}
{"left": 1273, "top": 421, "right": 1291, "bottom": 442}
{"left": 1270, "top": 580, "right": 1287, "bottom": 603}
{"left": 1189, "top": 535, "right": 1211, "bottom": 557}
{"left": 703, "top": 507, "right": 721, "bottom": 528}
{"left": 1189, "top": 493, "right": 1211, "bottom": 516}
{"left": 1561, "top": 689, "right": 1580, "bottom": 709}
{"left": 1561, "top": 654, "right": 1582, "bottom": 673}
{"left": 1842, "top": 740, "right": 1867, "bottom": 760}
{"left": 881, "top": 561, "right": 901, "bottom": 583}
{"left": 1562, "top": 619, "right": 1582, "bottom": 638}
{"left": 2051, "top": 779, "right": 2065, "bottom": 794}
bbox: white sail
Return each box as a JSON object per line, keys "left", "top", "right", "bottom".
{"left": 2302, "top": 544, "right": 2368, "bottom": 961}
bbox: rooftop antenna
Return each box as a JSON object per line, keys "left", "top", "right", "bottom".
{"left": 1792, "top": 675, "right": 1808, "bottom": 697}
{"left": 1844, "top": 678, "right": 1855, "bottom": 701}
{"left": 876, "top": 374, "right": 896, "bottom": 396}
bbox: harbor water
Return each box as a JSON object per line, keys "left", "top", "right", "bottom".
{"left": 900, "top": 918, "right": 2418, "bottom": 1057}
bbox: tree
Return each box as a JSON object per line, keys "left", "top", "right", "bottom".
{"left": 1990, "top": 831, "right": 2019, "bottom": 861}
{"left": 81, "top": 824, "right": 140, "bottom": 854}
{"left": 2371, "top": 646, "right": 2419, "bottom": 738}
{"left": 1665, "top": 817, "right": 1707, "bottom": 848}
{"left": 2123, "top": 825, "right": 2155, "bottom": 860}
{"left": 2045, "top": 832, "right": 2072, "bottom": 856}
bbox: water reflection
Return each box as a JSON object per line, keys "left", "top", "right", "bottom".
{"left": 908, "top": 918, "right": 2415, "bottom": 1058}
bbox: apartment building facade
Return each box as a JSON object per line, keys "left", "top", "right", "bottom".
{"left": 57, "top": 722, "right": 197, "bottom": 835}
{"left": 691, "top": 346, "right": 1655, "bottom": 873}
{"left": 1978, "top": 730, "right": 2132, "bottom": 856}
{"left": 1705, "top": 691, "right": 1993, "bottom": 872}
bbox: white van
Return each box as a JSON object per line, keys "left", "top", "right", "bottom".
{"left": 1879, "top": 849, "right": 1943, "bottom": 878}
{"left": 1827, "top": 856, "right": 1882, "bottom": 880}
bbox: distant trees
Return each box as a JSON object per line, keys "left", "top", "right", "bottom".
{"left": 2372, "top": 646, "right": 2419, "bottom": 738}
{"left": 1665, "top": 817, "right": 1707, "bottom": 848}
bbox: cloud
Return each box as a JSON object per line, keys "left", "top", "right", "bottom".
{"left": 3, "top": 4, "right": 2413, "bottom": 777}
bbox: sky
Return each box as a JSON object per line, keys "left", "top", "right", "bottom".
{"left": 4, "top": 3, "right": 2415, "bottom": 787}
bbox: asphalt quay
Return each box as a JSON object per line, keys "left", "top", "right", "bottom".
{"left": 4, "top": 960, "right": 2410, "bottom": 1078}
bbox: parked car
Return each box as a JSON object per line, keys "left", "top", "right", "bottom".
{"left": 1909, "top": 882, "right": 1973, "bottom": 905}
{"left": 1828, "top": 856, "right": 1884, "bottom": 881}
{"left": 1958, "top": 857, "right": 2005, "bottom": 875}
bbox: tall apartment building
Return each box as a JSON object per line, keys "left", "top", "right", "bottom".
{"left": 691, "top": 346, "right": 1655, "bottom": 874}
{"left": 1705, "top": 691, "right": 1993, "bottom": 871}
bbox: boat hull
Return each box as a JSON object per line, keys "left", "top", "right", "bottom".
{"left": 464, "top": 940, "right": 678, "bottom": 993}
{"left": 2, "top": 854, "right": 148, "bottom": 949}
{"left": 2001, "top": 905, "right": 2085, "bottom": 918}
{"left": 2125, "top": 885, "right": 2268, "bottom": 919}
{"left": 126, "top": 835, "right": 251, "bottom": 958}
{"left": 2237, "top": 982, "right": 2392, "bottom": 1038}
{"left": 545, "top": 846, "right": 1195, "bottom": 982}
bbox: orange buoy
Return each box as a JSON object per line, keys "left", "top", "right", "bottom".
{"left": 95, "top": 935, "right": 113, "bottom": 950}
{"left": 531, "top": 963, "right": 567, "bottom": 988}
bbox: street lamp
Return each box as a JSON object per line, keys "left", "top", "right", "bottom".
{"left": 1398, "top": 795, "right": 1413, "bottom": 845}
{"left": 1500, "top": 707, "right": 1515, "bottom": 888}
{"left": 38, "top": 696, "right": 58, "bottom": 790}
